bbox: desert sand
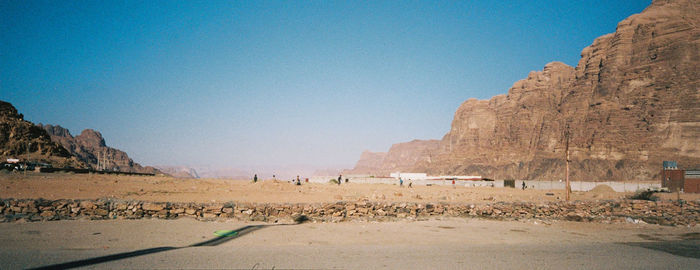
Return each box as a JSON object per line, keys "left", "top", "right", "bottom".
{"left": 2, "top": 172, "right": 698, "bottom": 204}
{"left": 2, "top": 173, "right": 700, "bottom": 269}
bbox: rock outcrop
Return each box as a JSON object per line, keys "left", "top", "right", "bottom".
{"left": 0, "top": 101, "right": 83, "bottom": 167}
{"left": 40, "top": 124, "right": 160, "bottom": 174}
{"left": 349, "top": 0, "right": 700, "bottom": 181}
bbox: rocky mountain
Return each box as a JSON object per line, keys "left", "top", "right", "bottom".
{"left": 345, "top": 140, "right": 439, "bottom": 176}
{"left": 0, "top": 101, "right": 83, "bottom": 167}
{"left": 39, "top": 124, "right": 160, "bottom": 174}
{"left": 346, "top": 151, "right": 387, "bottom": 176}
{"left": 348, "top": 0, "right": 700, "bottom": 181}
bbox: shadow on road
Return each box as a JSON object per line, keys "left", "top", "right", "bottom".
{"left": 29, "top": 222, "right": 297, "bottom": 270}
{"left": 621, "top": 240, "right": 700, "bottom": 259}
{"left": 190, "top": 224, "right": 278, "bottom": 247}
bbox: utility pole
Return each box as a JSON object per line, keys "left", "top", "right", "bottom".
{"left": 25, "top": 141, "right": 29, "bottom": 175}
{"left": 103, "top": 150, "right": 108, "bottom": 171}
{"left": 565, "top": 124, "right": 571, "bottom": 201}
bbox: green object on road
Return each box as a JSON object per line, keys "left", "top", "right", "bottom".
{"left": 214, "top": 230, "right": 239, "bottom": 237}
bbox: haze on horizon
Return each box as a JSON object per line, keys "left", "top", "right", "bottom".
{"left": 1, "top": 0, "right": 651, "bottom": 171}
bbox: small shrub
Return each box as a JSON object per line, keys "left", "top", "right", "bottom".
{"left": 630, "top": 190, "right": 658, "bottom": 201}
{"left": 293, "top": 214, "right": 309, "bottom": 224}
{"left": 329, "top": 179, "right": 339, "bottom": 184}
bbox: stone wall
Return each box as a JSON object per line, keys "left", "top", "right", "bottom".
{"left": 1, "top": 198, "right": 698, "bottom": 226}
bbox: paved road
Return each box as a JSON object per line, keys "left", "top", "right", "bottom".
{"left": 1, "top": 218, "right": 698, "bottom": 269}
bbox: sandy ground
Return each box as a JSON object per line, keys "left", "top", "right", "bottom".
{"left": 2, "top": 173, "right": 700, "bottom": 269}
{"left": 2, "top": 172, "right": 698, "bottom": 204}
{"left": 0, "top": 218, "right": 698, "bottom": 269}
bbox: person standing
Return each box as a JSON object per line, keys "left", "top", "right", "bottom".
{"left": 337, "top": 174, "right": 342, "bottom": 186}
{"left": 253, "top": 174, "right": 258, "bottom": 183}
{"left": 399, "top": 178, "right": 403, "bottom": 187}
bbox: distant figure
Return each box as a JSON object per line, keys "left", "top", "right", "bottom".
{"left": 296, "top": 175, "right": 301, "bottom": 186}
{"left": 253, "top": 174, "right": 258, "bottom": 183}
{"left": 522, "top": 181, "right": 526, "bottom": 190}
{"left": 408, "top": 181, "right": 413, "bottom": 188}
{"left": 399, "top": 178, "right": 403, "bottom": 187}
{"left": 305, "top": 178, "right": 309, "bottom": 183}
{"left": 273, "top": 174, "right": 276, "bottom": 179}
{"left": 337, "top": 175, "right": 342, "bottom": 186}
{"left": 452, "top": 179, "right": 455, "bottom": 186}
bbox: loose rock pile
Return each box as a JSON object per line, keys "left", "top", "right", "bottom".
{"left": 1, "top": 198, "right": 698, "bottom": 226}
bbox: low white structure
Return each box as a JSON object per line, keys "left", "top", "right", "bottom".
{"left": 389, "top": 172, "right": 482, "bottom": 181}
{"left": 390, "top": 172, "right": 427, "bottom": 179}
{"left": 425, "top": 175, "right": 482, "bottom": 180}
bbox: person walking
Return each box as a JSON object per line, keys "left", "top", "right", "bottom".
{"left": 399, "top": 178, "right": 404, "bottom": 187}
{"left": 337, "top": 175, "right": 342, "bottom": 186}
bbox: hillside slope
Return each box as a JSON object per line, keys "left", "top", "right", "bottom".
{"left": 40, "top": 124, "right": 160, "bottom": 174}
{"left": 0, "top": 101, "right": 83, "bottom": 167}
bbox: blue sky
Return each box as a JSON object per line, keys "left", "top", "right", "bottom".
{"left": 1, "top": 0, "right": 651, "bottom": 170}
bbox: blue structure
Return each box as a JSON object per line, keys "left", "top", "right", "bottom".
{"left": 663, "top": 161, "right": 678, "bottom": 170}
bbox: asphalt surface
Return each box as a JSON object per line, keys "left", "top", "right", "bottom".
{"left": 1, "top": 218, "right": 698, "bottom": 269}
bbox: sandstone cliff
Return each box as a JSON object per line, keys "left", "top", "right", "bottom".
{"left": 0, "top": 101, "right": 83, "bottom": 167}
{"left": 346, "top": 139, "right": 439, "bottom": 176}
{"left": 39, "top": 124, "right": 160, "bottom": 174}
{"left": 349, "top": 0, "right": 700, "bottom": 181}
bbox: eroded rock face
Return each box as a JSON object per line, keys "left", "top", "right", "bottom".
{"left": 381, "top": 140, "right": 440, "bottom": 174}
{"left": 350, "top": 0, "right": 700, "bottom": 181}
{"left": 40, "top": 124, "right": 160, "bottom": 174}
{"left": 346, "top": 140, "right": 439, "bottom": 176}
{"left": 348, "top": 151, "right": 387, "bottom": 175}
{"left": 0, "top": 101, "right": 82, "bottom": 167}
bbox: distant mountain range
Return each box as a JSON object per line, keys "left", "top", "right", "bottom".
{"left": 1, "top": 100, "right": 344, "bottom": 178}
{"left": 154, "top": 166, "right": 200, "bottom": 178}
{"left": 155, "top": 165, "right": 343, "bottom": 180}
